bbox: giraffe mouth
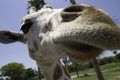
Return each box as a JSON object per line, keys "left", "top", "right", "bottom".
{"left": 54, "top": 40, "right": 102, "bottom": 53}
{"left": 54, "top": 40, "right": 102, "bottom": 62}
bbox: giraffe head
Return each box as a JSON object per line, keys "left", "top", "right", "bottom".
{"left": 1, "top": 4, "right": 120, "bottom": 80}
{"left": 21, "top": 4, "right": 120, "bottom": 63}
{"left": 20, "top": 5, "right": 65, "bottom": 64}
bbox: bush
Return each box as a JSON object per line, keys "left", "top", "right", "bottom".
{"left": 116, "top": 53, "right": 120, "bottom": 59}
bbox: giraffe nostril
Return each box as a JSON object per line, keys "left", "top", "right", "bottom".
{"left": 63, "top": 5, "right": 84, "bottom": 12}
{"left": 61, "top": 5, "right": 85, "bottom": 22}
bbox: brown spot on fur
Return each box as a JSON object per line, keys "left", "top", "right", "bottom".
{"left": 53, "top": 63, "right": 62, "bottom": 80}
{"left": 28, "top": 48, "right": 36, "bottom": 59}
{"left": 29, "top": 48, "right": 35, "bottom": 53}
{"left": 33, "top": 40, "right": 39, "bottom": 51}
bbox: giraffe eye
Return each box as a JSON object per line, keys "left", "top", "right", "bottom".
{"left": 21, "top": 19, "right": 33, "bottom": 34}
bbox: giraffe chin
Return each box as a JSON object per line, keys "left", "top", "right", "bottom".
{"left": 54, "top": 40, "right": 103, "bottom": 63}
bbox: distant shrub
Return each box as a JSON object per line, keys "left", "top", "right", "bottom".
{"left": 116, "top": 53, "right": 120, "bottom": 59}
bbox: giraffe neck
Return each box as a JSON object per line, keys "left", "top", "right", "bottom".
{"left": 37, "top": 61, "right": 72, "bottom": 80}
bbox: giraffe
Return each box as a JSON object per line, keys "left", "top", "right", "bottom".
{"left": 1, "top": 4, "right": 120, "bottom": 80}
{"left": 0, "top": 30, "right": 72, "bottom": 80}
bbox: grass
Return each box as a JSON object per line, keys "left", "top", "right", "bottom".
{"left": 72, "top": 62, "right": 120, "bottom": 80}
{"left": 41, "top": 62, "right": 120, "bottom": 80}
{"left": 73, "top": 71, "right": 120, "bottom": 80}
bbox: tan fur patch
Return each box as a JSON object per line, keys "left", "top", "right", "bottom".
{"left": 29, "top": 48, "right": 35, "bottom": 53}
{"left": 33, "top": 40, "right": 39, "bottom": 51}
{"left": 68, "top": 49, "right": 102, "bottom": 63}
{"left": 28, "top": 48, "right": 36, "bottom": 59}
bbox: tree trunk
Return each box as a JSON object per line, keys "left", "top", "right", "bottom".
{"left": 92, "top": 58, "right": 104, "bottom": 80}
{"left": 37, "top": 67, "right": 42, "bottom": 80}
{"left": 75, "top": 64, "right": 79, "bottom": 78}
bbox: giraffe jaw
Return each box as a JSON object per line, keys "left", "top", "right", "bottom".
{"left": 53, "top": 38, "right": 103, "bottom": 63}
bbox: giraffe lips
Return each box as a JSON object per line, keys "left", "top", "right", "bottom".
{"left": 54, "top": 40, "right": 102, "bottom": 62}
{"left": 54, "top": 40, "right": 101, "bottom": 53}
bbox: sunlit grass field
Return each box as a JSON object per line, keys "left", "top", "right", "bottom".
{"left": 41, "top": 62, "right": 120, "bottom": 80}
{"left": 73, "top": 62, "right": 120, "bottom": 80}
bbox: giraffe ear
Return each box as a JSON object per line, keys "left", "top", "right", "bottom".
{"left": 0, "top": 30, "right": 26, "bottom": 44}
{"left": 61, "top": 5, "right": 84, "bottom": 22}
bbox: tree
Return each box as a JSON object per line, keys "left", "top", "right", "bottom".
{"left": 24, "top": 68, "right": 35, "bottom": 80}
{"left": 113, "top": 50, "right": 117, "bottom": 55}
{"left": 113, "top": 51, "right": 120, "bottom": 60}
{"left": 1, "top": 62, "right": 25, "bottom": 80}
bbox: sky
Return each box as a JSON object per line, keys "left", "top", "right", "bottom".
{"left": 0, "top": 0, "right": 120, "bottom": 69}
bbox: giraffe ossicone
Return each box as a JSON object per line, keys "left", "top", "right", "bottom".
{"left": 1, "top": 4, "right": 120, "bottom": 80}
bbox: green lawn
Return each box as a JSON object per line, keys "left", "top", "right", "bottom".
{"left": 41, "top": 62, "right": 120, "bottom": 80}
{"left": 72, "top": 62, "right": 120, "bottom": 80}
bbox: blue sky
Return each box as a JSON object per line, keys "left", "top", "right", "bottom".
{"left": 0, "top": 0, "right": 120, "bottom": 69}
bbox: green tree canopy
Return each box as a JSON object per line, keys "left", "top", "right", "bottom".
{"left": 24, "top": 68, "right": 36, "bottom": 80}
{"left": 1, "top": 62, "right": 25, "bottom": 80}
